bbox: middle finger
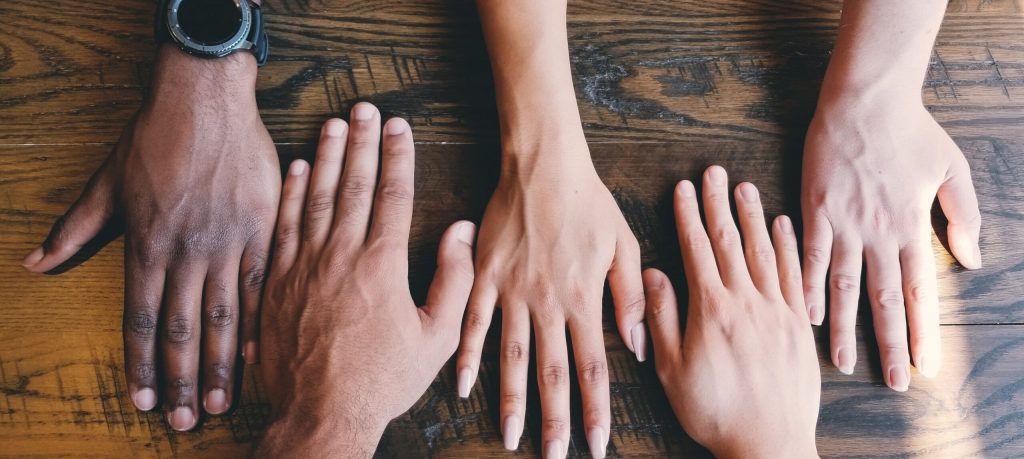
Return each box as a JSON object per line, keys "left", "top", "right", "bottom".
{"left": 533, "top": 309, "right": 570, "bottom": 459}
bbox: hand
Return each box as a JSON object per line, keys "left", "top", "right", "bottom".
{"left": 801, "top": 99, "right": 981, "bottom": 389}
{"left": 256, "top": 106, "right": 477, "bottom": 457}
{"left": 645, "top": 166, "right": 820, "bottom": 459}
{"left": 21, "top": 47, "right": 279, "bottom": 428}
{"left": 456, "top": 137, "right": 644, "bottom": 458}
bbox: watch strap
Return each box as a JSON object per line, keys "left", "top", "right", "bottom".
{"left": 154, "top": 0, "right": 268, "bottom": 67}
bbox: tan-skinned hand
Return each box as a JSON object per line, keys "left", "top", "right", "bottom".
{"left": 257, "top": 105, "right": 476, "bottom": 457}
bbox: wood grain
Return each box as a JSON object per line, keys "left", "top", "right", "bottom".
{"left": 0, "top": 0, "right": 1022, "bottom": 457}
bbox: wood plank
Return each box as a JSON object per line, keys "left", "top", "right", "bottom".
{"left": 1, "top": 326, "right": 1022, "bottom": 458}
{"left": 0, "top": 1, "right": 1021, "bottom": 146}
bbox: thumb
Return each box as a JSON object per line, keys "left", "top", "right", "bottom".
{"left": 422, "top": 221, "right": 477, "bottom": 341}
{"left": 937, "top": 154, "right": 982, "bottom": 270}
{"left": 23, "top": 156, "right": 116, "bottom": 273}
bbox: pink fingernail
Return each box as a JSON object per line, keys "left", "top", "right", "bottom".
{"left": 739, "top": 182, "right": 758, "bottom": 202}
{"left": 22, "top": 247, "right": 44, "bottom": 267}
{"left": 587, "top": 427, "right": 607, "bottom": 458}
{"left": 289, "top": 160, "right": 307, "bottom": 176}
{"left": 707, "top": 165, "right": 726, "bottom": 185}
{"left": 778, "top": 215, "right": 793, "bottom": 234}
{"left": 503, "top": 414, "right": 521, "bottom": 451}
{"left": 205, "top": 389, "right": 228, "bottom": 415}
{"left": 352, "top": 103, "right": 376, "bottom": 121}
{"left": 385, "top": 117, "right": 409, "bottom": 135}
{"left": 323, "top": 118, "right": 346, "bottom": 137}
{"left": 630, "top": 323, "right": 647, "bottom": 362}
{"left": 133, "top": 388, "right": 156, "bottom": 411}
{"left": 544, "top": 439, "right": 563, "bottom": 459}
{"left": 457, "top": 222, "right": 476, "bottom": 245}
{"left": 457, "top": 367, "right": 473, "bottom": 399}
{"left": 168, "top": 406, "right": 196, "bottom": 431}
{"left": 677, "top": 180, "right": 695, "bottom": 198}
{"left": 835, "top": 347, "right": 854, "bottom": 375}
{"left": 888, "top": 365, "right": 910, "bottom": 392}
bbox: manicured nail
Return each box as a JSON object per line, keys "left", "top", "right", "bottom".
{"left": 967, "top": 244, "right": 983, "bottom": 270}
{"left": 630, "top": 323, "right": 647, "bottom": 362}
{"left": 22, "top": 247, "right": 44, "bottom": 267}
{"left": 544, "top": 439, "right": 563, "bottom": 459}
{"left": 243, "top": 341, "right": 258, "bottom": 364}
{"left": 916, "top": 354, "right": 937, "bottom": 379}
{"left": 457, "top": 221, "right": 476, "bottom": 245}
{"left": 502, "top": 414, "right": 521, "bottom": 451}
{"left": 133, "top": 388, "right": 156, "bottom": 411}
{"left": 677, "top": 180, "right": 695, "bottom": 197}
{"left": 289, "top": 160, "right": 307, "bottom": 176}
{"left": 205, "top": 389, "right": 228, "bottom": 415}
{"left": 457, "top": 367, "right": 473, "bottom": 398}
{"left": 385, "top": 117, "right": 409, "bottom": 135}
{"left": 739, "top": 182, "right": 758, "bottom": 202}
{"left": 888, "top": 365, "right": 910, "bottom": 392}
{"left": 324, "top": 118, "right": 346, "bottom": 137}
{"left": 587, "top": 427, "right": 607, "bottom": 459}
{"left": 707, "top": 165, "right": 726, "bottom": 185}
{"left": 168, "top": 406, "right": 196, "bottom": 431}
{"left": 808, "top": 303, "right": 822, "bottom": 326}
{"left": 352, "top": 102, "right": 376, "bottom": 121}
{"left": 835, "top": 347, "right": 854, "bottom": 375}
{"left": 778, "top": 215, "right": 793, "bottom": 234}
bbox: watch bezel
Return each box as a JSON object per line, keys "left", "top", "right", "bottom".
{"left": 166, "top": 0, "right": 252, "bottom": 58}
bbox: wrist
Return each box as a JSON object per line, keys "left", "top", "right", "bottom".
{"left": 712, "top": 437, "right": 818, "bottom": 459}
{"left": 257, "top": 395, "right": 387, "bottom": 458}
{"left": 499, "top": 131, "right": 596, "bottom": 183}
{"left": 148, "top": 44, "right": 258, "bottom": 108}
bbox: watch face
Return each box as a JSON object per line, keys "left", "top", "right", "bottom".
{"left": 178, "top": 0, "right": 242, "bottom": 45}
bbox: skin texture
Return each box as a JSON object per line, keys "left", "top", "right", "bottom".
{"left": 803, "top": 0, "right": 982, "bottom": 390}
{"left": 456, "top": 2, "right": 644, "bottom": 457}
{"left": 646, "top": 166, "right": 820, "bottom": 459}
{"left": 22, "top": 46, "right": 279, "bottom": 429}
{"left": 256, "top": 107, "right": 477, "bottom": 457}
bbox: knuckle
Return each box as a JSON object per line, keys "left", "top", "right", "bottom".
{"left": 165, "top": 314, "right": 195, "bottom": 344}
{"left": 540, "top": 364, "right": 569, "bottom": 388}
{"left": 906, "top": 282, "right": 931, "bottom": 304}
{"left": 132, "top": 363, "right": 156, "bottom": 382}
{"left": 205, "top": 304, "right": 235, "bottom": 330}
{"left": 464, "top": 311, "right": 490, "bottom": 333}
{"left": 874, "top": 289, "right": 905, "bottom": 313}
{"left": 341, "top": 176, "right": 373, "bottom": 197}
{"left": 243, "top": 254, "right": 268, "bottom": 292}
{"left": 578, "top": 359, "right": 607, "bottom": 386}
{"left": 126, "top": 312, "right": 157, "bottom": 338}
{"left": 544, "top": 418, "right": 569, "bottom": 433}
{"left": 170, "top": 377, "right": 196, "bottom": 398}
{"left": 684, "top": 231, "right": 710, "bottom": 251}
{"left": 276, "top": 224, "right": 300, "bottom": 245}
{"left": 621, "top": 294, "right": 646, "bottom": 317}
{"left": 377, "top": 181, "right": 412, "bottom": 205}
{"left": 805, "top": 247, "right": 830, "bottom": 265}
{"left": 502, "top": 341, "right": 527, "bottom": 363}
{"left": 750, "top": 245, "right": 776, "bottom": 263}
{"left": 712, "top": 227, "right": 740, "bottom": 247}
{"left": 831, "top": 274, "right": 860, "bottom": 293}
{"left": 501, "top": 391, "right": 524, "bottom": 407}
{"left": 208, "top": 363, "right": 232, "bottom": 381}
{"left": 304, "top": 192, "right": 335, "bottom": 226}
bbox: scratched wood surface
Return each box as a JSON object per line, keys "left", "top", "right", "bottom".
{"left": 1, "top": 0, "right": 1023, "bottom": 457}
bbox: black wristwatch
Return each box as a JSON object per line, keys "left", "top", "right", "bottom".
{"left": 155, "top": 0, "right": 269, "bottom": 67}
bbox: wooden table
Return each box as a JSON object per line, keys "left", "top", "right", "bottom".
{"left": 1, "top": 0, "right": 1022, "bottom": 457}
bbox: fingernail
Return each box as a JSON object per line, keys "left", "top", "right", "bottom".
{"left": 205, "top": 389, "right": 228, "bottom": 415}
{"left": 133, "top": 388, "right": 156, "bottom": 411}
{"left": 835, "top": 347, "right": 854, "bottom": 375}
{"left": 968, "top": 245, "right": 983, "bottom": 270}
{"left": 243, "top": 341, "right": 258, "bottom": 364}
{"left": 888, "top": 365, "right": 910, "bottom": 392}
{"left": 707, "top": 165, "right": 726, "bottom": 185}
{"left": 739, "top": 182, "right": 758, "bottom": 202}
{"left": 778, "top": 215, "right": 793, "bottom": 234}
{"left": 324, "top": 118, "right": 345, "bottom": 137}
{"left": 22, "top": 247, "right": 44, "bottom": 267}
{"left": 168, "top": 406, "right": 196, "bottom": 431}
{"left": 457, "top": 222, "right": 476, "bottom": 245}
{"left": 352, "top": 102, "right": 375, "bottom": 121}
{"left": 385, "top": 117, "right": 409, "bottom": 135}
{"left": 289, "top": 160, "right": 307, "bottom": 176}
{"left": 544, "top": 439, "right": 563, "bottom": 459}
{"left": 916, "top": 354, "right": 937, "bottom": 379}
{"left": 677, "top": 180, "right": 695, "bottom": 197}
{"left": 587, "top": 427, "right": 607, "bottom": 458}
{"left": 808, "top": 303, "right": 822, "bottom": 326}
{"left": 630, "top": 323, "right": 647, "bottom": 362}
{"left": 502, "top": 415, "right": 521, "bottom": 451}
{"left": 457, "top": 367, "right": 473, "bottom": 398}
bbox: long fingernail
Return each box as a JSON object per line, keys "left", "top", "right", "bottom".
{"left": 22, "top": 247, "right": 43, "bottom": 267}
{"left": 243, "top": 341, "right": 258, "bottom": 364}
{"left": 587, "top": 427, "right": 607, "bottom": 459}
{"left": 168, "top": 406, "right": 196, "bottom": 431}
{"left": 544, "top": 439, "right": 563, "bottom": 459}
{"left": 457, "top": 221, "right": 476, "bottom": 245}
{"left": 707, "top": 165, "right": 726, "bottom": 185}
{"left": 457, "top": 367, "right": 473, "bottom": 398}
{"left": 630, "top": 323, "right": 647, "bottom": 362}
{"left": 205, "top": 389, "right": 228, "bottom": 415}
{"left": 888, "top": 365, "right": 910, "bottom": 392}
{"left": 739, "top": 182, "right": 758, "bottom": 202}
{"left": 133, "top": 388, "right": 156, "bottom": 411}
{"left": 835, "top": 347, "right": 854, "bottom": 375}
{"left": 968, "top": 245, "right": 983, "bottom": 270}
{"left": 502, "top": 415, "right": 521, "bottom": 451}
{"left": 916, "top": 354, "right": 938, "bottom": 379}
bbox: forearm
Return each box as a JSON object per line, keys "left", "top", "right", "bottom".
{"left": 477, "top": 0, "right": 587, "bottom": 160}
{"left": 819, "top": 0, "right": 947, "bottom": 107}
